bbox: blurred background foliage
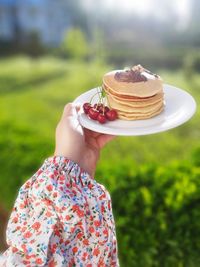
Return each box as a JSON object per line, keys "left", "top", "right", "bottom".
{"left": 0, "top": 0, "right": 200, "bottom": 266}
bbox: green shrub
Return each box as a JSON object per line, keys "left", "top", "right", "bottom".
{"left": 0, "top": 122, "right": 52, "bottom": 210}
{"left": 0, "top": 57, "right": 200, "bottom": 264}
{"left": 183, "top": 51, "right": 200, "bottom": 78}
{"left": 111, "top": 161, "right": 200, "bottom": 267}
{"left": 61, "top": 28, "right": 89, "bottom": 60}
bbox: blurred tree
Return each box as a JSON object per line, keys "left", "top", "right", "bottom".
{"left": 24, "top": 31, "right": 45, "bottom": 57}
{"left": 188, "top": 0, "right": 200, "bottom": 46}
{"left": 183, "top": 51, "right": 200, "bottom": 77}
{"left": 61, "top": 28, "right": 89, "bottom": 60}
{"left": 91, "top": 28, "right": 106, "bottom": 63}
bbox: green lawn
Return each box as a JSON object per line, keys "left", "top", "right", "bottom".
{"left": 0, "top": 57, "right": 200, "bottom": 266}
{"left": 0, "top": 56, "right": 199, "bottom": 207}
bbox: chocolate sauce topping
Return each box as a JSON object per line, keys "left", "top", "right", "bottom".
{"left": 143, "top": 68, "right": 159, "bottom": 78}
{"left": 114, "top": 68, "right": 147, "bottom": 83}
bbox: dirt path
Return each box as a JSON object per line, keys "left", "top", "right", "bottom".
{"left": 0, "top": 204, "right": 9, "bottom": 252}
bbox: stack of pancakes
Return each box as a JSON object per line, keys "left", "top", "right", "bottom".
{"left": 102, "top": 65, "right": 164, "bottom": 120}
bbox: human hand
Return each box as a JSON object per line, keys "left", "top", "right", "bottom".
{"left": 54, "top": 103, "right": 115, "bottom": 177}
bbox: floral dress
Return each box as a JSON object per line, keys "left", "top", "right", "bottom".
{"left": 1, "top": 156, "right": 119, "bottom": 267}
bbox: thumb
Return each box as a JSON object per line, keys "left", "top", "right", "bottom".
{"left": 61, "top": 103, "right": 80, "bottom": 120}
{"left": 61, "top": 103, "right": 74, "bottom": 118}
{"left": 98, "top": 134, "right": 116, "bottom": 148}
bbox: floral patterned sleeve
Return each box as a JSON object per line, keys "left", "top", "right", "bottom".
{"left": 0, "top": 156, "right": 119, "bottom": 267}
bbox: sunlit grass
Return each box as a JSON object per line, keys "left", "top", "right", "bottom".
{"left": 0, "top": 56, "right": 200, "bottom": 266}
{"left": 0, "top": 56, "right": 199, "bottom": 208}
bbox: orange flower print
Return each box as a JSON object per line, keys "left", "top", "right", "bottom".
{"left": 72, "top": 204, "right": 79, "bottom": 212}
{"left": 36, "top": 258, "right": 43, "bottom": 265}
{"left": 103, "top": 228, "right": 108, "bottom": 236}
{"left": 19, "top": 203, "right": 25, "bottom": 209}
{"left": 83, "top": 252, "right": 88, "bottom": 258}
{"left": 32, "top": 222, "right": 41, "bottom": 230}
{"left": 22, "top": 260, "right": 30, "bottom": 265}
{"left": 77, "top": 232, "right": 83, "bottom": 239}
{"left": 21, "top": 244, "right": 27, "bottom": 253}
{"left": 88, "top": 183, "right": 93, "bottom": 189}
{"left": 49, "top": 259, "right": 57, "bottom": 267}
{"left": 46, "top": 184, "right": 53, "bottom": 191}
{"left": 2, "top": 157, "right": 119, "bottom": 266}
{"left": 72, "top": 247, "right": 78, "bottom": 254}
{"left": 12, "top": 216, "right": 18, "bottom": 223}
{"left": 24, "top": 231, "right": 32, "bottom": 238}
{"left": 101, "top": 205, "right": 105, "bottom": 213}
{"left": 65, "top": 215, "right": 71, "bottom": 220}
{"left": 77, "top": 209, "right": 84, "bottom": 218}
{"left": 99, "top": 192, "right": 106, "bottom": 200}
{"left": 59, "top": 175, "right": 65, "bottom": 181}
{"left": 46, "top": 211, "right": 53, "bottom": 217}
{"left": 94, "top": 220, "right": 101, "bottom": 227}
{"left": 53, "top": 192, "right": 58, "bottom": 198}
{"left": 25, "top": 254, "right": 32, "bottom": 260}
{"left": 12, "top": 247, "right": 18, "bottom": 253}
{"left": 83, "top": 238, "right": 89, "bottom": 245}
{"left": 108, "top": 200, "right": 111, "bottom": 210}
{"left": 95, "top": 231, "right": 100, "bottom": 237}
{"left": 93, "top": 247, "right": 100, "bottom": 256}
{"left": 89, "top": 226, "right": 95, "bottom": 233}
{"left": 21, "top": 226, "right": 27, "bottom": 232}
{"left": 51, "top": 244, "right": 57, "bottom": 254}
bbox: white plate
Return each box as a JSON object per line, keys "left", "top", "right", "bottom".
{"left": 73, "top": 84, "right": 196, "bottom": 136}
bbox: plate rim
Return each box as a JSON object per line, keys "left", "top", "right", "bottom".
{"left": 73, "top": 84, "right": 197, "bottom": 136}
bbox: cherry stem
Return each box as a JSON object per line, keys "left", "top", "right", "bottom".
{"left": 98, "top": 86, "right": 106, "bottom": 114}
{"left": 89, "top": 91, "right": 100, "bottom": 105}
{"left": 100, "top": 86, "right": 105, "bottom": 105}
{"left": 97, "top": 87, "right": 102, "bottom": 105}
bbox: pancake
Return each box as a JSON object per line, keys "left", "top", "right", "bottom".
{"left": 105, "top": 88, "right": 164, "bottom": 107}
{"left": 102, "top": 84, "right": 163, "bottom": 102}
{"left": 102, "top": 65, "right": 164, "bottom": 120}
{"left": 117, "top": 105, "right": 164, "bottom": 120}
{"left": 107, "top": 94, "right": 163, "bottom": 112}
{"left": 103, "top": 68, "right": 163, "bottom": 98}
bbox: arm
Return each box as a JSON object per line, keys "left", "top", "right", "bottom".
{"left": 1, "top": 103, "right": 115, "bottom": 266}
{"left": 54, "top": 103, "right": 115, "bottom": 177}
{"left": 1, "top": 156, "right": 83, "bottom": 266}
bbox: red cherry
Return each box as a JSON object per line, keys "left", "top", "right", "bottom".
{"left": 83, "top": 103, "right": 91, "bottom": 114}
{"left": 104, "top": 106, "right": 110, "bottom": 113}
{"left": 88, "top": 108, "right": 99, "bottom": 120}
{"left": 94, "top": 103, "right": 103, "bottom": 111}
{"left": 97, "top": 113, "right": 107, "bottom": 124}
{"left": 99, "top": 106, "right": 110, "bottom": 114}
{"left": 105, "top": 109, "right": 118, "bottom": 121}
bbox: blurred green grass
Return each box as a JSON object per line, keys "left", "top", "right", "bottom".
{"left": 0, "top": 56, "right": 199, "bottom": 209}
{"left": 0, "top": 57, "right": 200, "bottom": 266}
